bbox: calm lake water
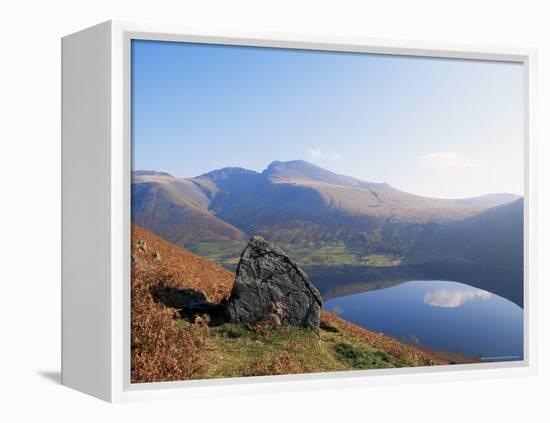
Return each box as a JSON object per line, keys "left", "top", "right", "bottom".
{"left": 324, "top": 280, "right": 523, "bottom": 361}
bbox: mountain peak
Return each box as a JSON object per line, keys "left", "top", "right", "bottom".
{"left": 266, "top": 159, "right": 315, "bottom": 169}
{"left": 265, "top": 159, "right": 330, "bottom": 176}
{"left": 264, "top": 160, "right": 393, "bottom": 190}
{"left": 198, "top": 167, "right": 259, "bottom": 182}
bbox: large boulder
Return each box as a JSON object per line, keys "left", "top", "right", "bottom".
{"left": 226, "top": 236, "right": 323, "bottom": 331}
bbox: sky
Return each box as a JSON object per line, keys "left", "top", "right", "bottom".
{"left": 132, "top": 39, "right": 524, "bottom": 199}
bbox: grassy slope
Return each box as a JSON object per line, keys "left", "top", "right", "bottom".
{"left": 200, "top": 311, "right": 480, "bottom": 379}
{"left": 131, "top": 224, "right": 478, "bottom": 383}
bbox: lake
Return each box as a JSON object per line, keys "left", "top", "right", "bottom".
{"left": 323, "top": 280, "right": 523, "bottom": 361}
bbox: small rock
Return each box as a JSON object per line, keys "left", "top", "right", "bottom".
{"left": 152, "top": 251, "right": 161, "bottom": 261}
{"left": 136, "top": 240, "right": 147, "bottom": 252}
{"left": 131, "top": 253, "right": 147, "bottom": 270}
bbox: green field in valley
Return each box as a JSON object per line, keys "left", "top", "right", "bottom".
{"left": 189, "top": 240, "right": 403, "bottom": 269}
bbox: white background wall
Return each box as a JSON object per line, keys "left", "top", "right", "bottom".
{"left": 0, "top": 0, "right": 547, "bottom": 421}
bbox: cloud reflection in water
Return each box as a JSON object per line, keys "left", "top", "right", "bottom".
{"left": 424, "top": 288, "right": 491, "bottom": 308}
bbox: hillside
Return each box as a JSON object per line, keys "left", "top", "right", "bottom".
{"left": 407, "top": 199, "right": 523, "bottom": 270}
{"left": 132, "top": 160, "right": 520, "bottom": 263}
{"left": 132, "top": 173, "right": 246, "bottom": 246}
{"left": 132, "top": 224, "right": 235, "bottom": 302}
{"left": 404, "top": 199, "right": 524, "bottom": 306}
{"left": 131, "top": 224, "right": 477, "bottom": 383}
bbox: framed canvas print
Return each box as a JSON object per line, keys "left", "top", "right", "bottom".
{"left": 61, "top": 21, "right": 537, "bottom": 402}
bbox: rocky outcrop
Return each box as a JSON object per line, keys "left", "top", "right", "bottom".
{"left": 226, "top": 236, "right": 322, "bottom": 331}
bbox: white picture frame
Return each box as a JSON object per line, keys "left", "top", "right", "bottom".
{"left": 61, "top": 20, "right": 537, "bottom": 403}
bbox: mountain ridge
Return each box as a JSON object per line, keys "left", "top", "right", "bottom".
{"left": 132, "top": 160, "right": 522, "bottom": 258}
{"left": 137, "top": 160, "right": 520, "bottom": 207}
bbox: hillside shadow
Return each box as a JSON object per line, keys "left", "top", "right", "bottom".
{"left": 37, "top": 370, "right": 61, "bottom": 384}
{"left": 152, "top": 286, "right": 228, "bottom": 326}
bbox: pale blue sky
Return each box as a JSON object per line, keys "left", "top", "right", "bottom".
{"left": 132, "top": 40, "right": 524, "bottom": 198}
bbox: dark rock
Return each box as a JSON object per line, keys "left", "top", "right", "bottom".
{"left": 179, "top": 302, "right": 227, "bottom": 326}
{"left": 319, "top": 320, "right": 339, "bottom": 333}
{"left": 154, "top": 287, "right": 208, "bottom": 309}
{"left": 226, "top": 236, "right": 322, "bottom": 331}
{"left": 154, "top": 287, "right": 227, "bottom": 325}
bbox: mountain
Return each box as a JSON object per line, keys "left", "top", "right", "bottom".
{"left": 132, "top": 160, "right": 521, "bottom": 257}
{"left": 132, "top": 173, "right": 246, "bottom": 246}
{"left": 197, "top": 160, "right": 483, "bottom": 252}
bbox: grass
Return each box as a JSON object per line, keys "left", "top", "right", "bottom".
{"left": 333, "top": 343, "right": 398, "bottom": 369}
{"left": 189, "top": 240, "right": 403, "bottom": 268}
{"left": 363, "top": 254, "right": 403, "bottom": 266}
{"left": 188, "top": 241, "right": 246, "bottom": 268}
{"left": 280, "top": 241, "right": 359, "bottom": 266}
{"left": 179, "top": 315, "right": 414, "bottom": 380}
{"left": 204, "top": 323, "right": 339, "bottom": 377}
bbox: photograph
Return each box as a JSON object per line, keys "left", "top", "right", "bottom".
{"left": 129, "top": 39, "right": 524, "bottom": 383}
{"left": 3, "top": 0, "right": 548, "bottom": 418}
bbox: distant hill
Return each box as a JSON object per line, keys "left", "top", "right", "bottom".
{"left": 132, "top": 173, "right": 246, "bottom": 246}
{"left": 405, "top": 199, "right": 524, "bottom": 305}
{"left": 451, "top": 193, "right": 522, "bottom": 208}
{"left": 132, "top": 170, "right": 173, "bottom": 177}
{"left": 407, "top": 198, "right": 524, "bottom": 270}
{"left": 132, "top": 160, "right": 521, "bottom": 258}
